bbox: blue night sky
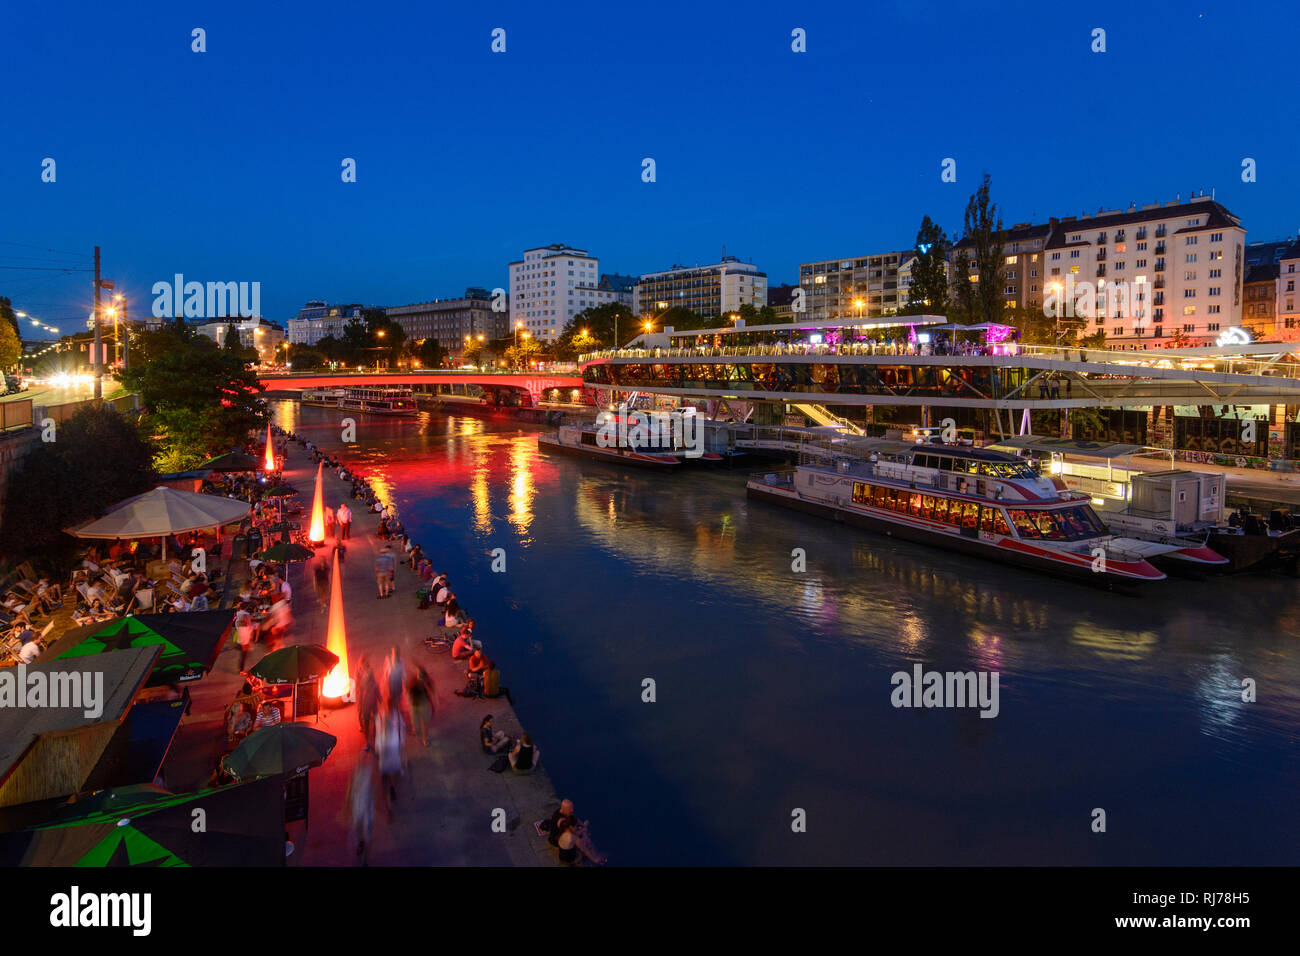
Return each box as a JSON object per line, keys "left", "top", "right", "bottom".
{"left": 3, "top": 0, "right": 1298, "bottom": 337}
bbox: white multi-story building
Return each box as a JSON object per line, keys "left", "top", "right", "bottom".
{"left": 1041, "top": 195, "right": 1246, "bottom": 348}
{"left": 632, "top": 256, "right": 767, "bottom": 318}
{"left": 197, "top": 317, "right": 286, "bottom": 363}
{"left": 508, "top": 245, "right": 625, "bottom": 344}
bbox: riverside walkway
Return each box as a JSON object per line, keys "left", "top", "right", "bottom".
{"left": 166, "top": 438, "right": 561, "bottom": 866}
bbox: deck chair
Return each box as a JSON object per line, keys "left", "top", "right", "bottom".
{"left": 39, "top": 621, "right": 54, "bottom": 640}
{"left": 133, "top": 588, "right": 155, "bottom": 611}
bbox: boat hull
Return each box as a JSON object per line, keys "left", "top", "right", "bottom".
{"left": 747, "top": 481, "right": 1163, "bottom": 591}
{"left": 538, "top": 434, "right": 681, "bottom": 470}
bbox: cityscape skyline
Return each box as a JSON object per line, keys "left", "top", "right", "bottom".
{"left": 5, "top": 1, "right": 1300, "bottom": 336}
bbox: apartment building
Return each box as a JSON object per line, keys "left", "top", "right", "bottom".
{"left": 385, "top": 288, "right": 505, "bottom": 355}
{"left": 796, "top": 251, "right": 911, "bottom": 321}
{"left": 1275, "top": 239, "right": 1300, "bottom": 342}
{"left": 286, "top": 302, "right": 365, "bottom": 345}
{"left": 633, "top": 256, "right": 767, "bottom": 318}
{"left": 509, "top": 244, "right": 626, "bottom": 344}
{"left": 950, "top": 221, "right": 1053, "bottom": 316}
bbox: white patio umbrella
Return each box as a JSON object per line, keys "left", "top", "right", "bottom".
{"left": 67, "top": 485, "right": 251, "bottom": 539}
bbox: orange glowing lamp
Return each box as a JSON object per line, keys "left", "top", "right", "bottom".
{"left": 322, "top": 549, "right": 352, "bottom": 700}
{"left": 263, "top": 423, "right": 276, "bottom": 472}
{"left": 308, "top": 462, "right": 325, "bottom": 542}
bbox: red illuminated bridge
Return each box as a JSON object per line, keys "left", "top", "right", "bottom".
{"left": 258, "top": 370, "right": 585, "bottom": 406}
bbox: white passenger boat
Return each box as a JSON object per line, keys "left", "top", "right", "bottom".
{"left": 299, "top": 388, "right": 345, "bottom": 408}
{"left": 747, "top": 441, "right": 1170, "bottom": 588}
{"left": 341, "top": 386, "right": 417, "bottom": 416}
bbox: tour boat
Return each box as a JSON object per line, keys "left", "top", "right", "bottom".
{"left": 537, "top": 425, "right": 681, "bottom": 470}
{"left": 341, "top": 386, "right": 417, "bottom": 416}
{"left": 746, "top": 442, "right": 1170, "bottom": 588}
{"left": 299, "top": 388, "right": 344, "bottom": 408}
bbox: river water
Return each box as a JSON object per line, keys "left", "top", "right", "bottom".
{"left": 273, "top": 401, "right": 1300, "bottom": 866}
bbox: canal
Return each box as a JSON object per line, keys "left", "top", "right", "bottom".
{"left": 273, "top": 401, "right": 1300, "bottom": 866}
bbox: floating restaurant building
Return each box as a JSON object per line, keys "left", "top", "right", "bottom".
{"left": 580, "top": 317, "right": 1300, "bottom": 464}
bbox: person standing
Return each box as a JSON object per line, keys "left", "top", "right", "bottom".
{"left": 234, "top": 603, "right": 255, "bottom": 672}
{"left": 337, "top": 502, "right": 352, "bottom": 540}
{"left": 324, "top": 505, "right": 336, "bottom": 540}
{"left": 374, "top": 546, "right": 396, "bottom": 598}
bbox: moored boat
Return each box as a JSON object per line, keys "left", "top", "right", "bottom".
{"left": 538, "top": 425, "right": 681, "bottom": 470}
{"left": 299, "top": 387, "right": 345, "bottom": 408}
{"left": 341, "top": 385, "right": 417, "bottom": 416}
{"left": 746, "top": 441, "right": 1168, "bottom": 588}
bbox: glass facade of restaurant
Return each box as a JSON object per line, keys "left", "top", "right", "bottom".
{"left": 1174, "top": 408, "right": 1269, "bottom": 457}
{"left": 584, "top": 361, "right": 1032, "bottom": 399}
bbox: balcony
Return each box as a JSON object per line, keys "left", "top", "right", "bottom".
{"left": 1155, "top": 260, "right": 1165, "bottom": 272}
{"left": 1096, "top": 266, "right": 1106, "bottom": 277}
{"left": 1154, "top": 243, "right": 1166, "bottom": 255}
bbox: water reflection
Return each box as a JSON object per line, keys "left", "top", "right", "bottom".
{"left": 274, "top": 401, "right": 1300, "bottom": 865}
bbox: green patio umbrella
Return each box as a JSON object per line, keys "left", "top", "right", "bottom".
{"left": 221, "top": 723, "right": 337, "bottom": 780}
{"left": 249, "top": 643, "right": 338, "bottom": 684}
{"left": 0, "top": 778, "right": 286, "bottom": 867}
{"left": 262, "top": 484, "right": 298, "bottom": 498}
{"left": 255, "top": 540, "right": 314, "bottom": 563}
{"left": 200, "top": 451, "right": 261, "bottom": 472}
{"left": 264, "top": 520, "right": 295, "bottom": 534}
{"left": 47, "top": 611, "right": 233, "bottom": 686}
{"left": 52, "top": 784, "right": 173, "bottom": 821}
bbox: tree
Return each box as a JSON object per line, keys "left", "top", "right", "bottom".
{"left": 954, "top": 174, "right": 1005, "bottom": 325}
{"left": 0, "top": 404, "right": 157, "bottom": 564}
{"left": 904, "top": 216, "right": 950, "bottom": 314}
{"left": 0, "top": 297, "right": 21, "bottom": 339}
{"left": 0, "top": 318, "right": 21, "bottom": 370}
{"left": 462, "top": 337, "right": 486, "bottom": 366}
{"left": 413, "top": 338, "right": 445, "bottom": 368}
{"left": 119, "top": 331, "right": 265, "bottom": 471}
{"left": 288, "top": 347, "right": 325, "bottom": 369}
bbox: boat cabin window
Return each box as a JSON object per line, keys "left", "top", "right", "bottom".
{"left": 939, "top": 457, "right": 954, "bottom": 471}
{"left": 977, "top": 461, "right": 1037, "bottom": 479}
{"left": 1006, "top": 505, "right": 1106, "bottom": 541}
{"left": 979, "top": 507, "right": 1012, "bottom": 536}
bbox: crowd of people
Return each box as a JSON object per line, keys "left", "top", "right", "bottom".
{"left": 274, "top": 426, "right": 604, "bottom": 866}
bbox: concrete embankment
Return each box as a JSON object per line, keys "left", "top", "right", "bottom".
{"left": 170, "top": 435, "right": 562, "bottom": 866}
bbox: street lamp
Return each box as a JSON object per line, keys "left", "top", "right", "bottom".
{"left": 853, "top": 298, "right": 865, "bottom": 320}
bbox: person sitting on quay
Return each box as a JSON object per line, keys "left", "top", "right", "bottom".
{"left": 465, "top": 648, "right": 488, "bottom": 695}
{"left": 189, "top": 591, "right": 210, "bottom": 612}
{"left": 482, "top": 659, "right": 511, "bottom": 705}
{"left": 433, "top": 575, "right": 450, "bottom": 606}
{"left": 508, "top": 733, "right": 539, "bottom": 774}
{"left": 480, "top": 714, "right": 512, "bottom": 754}
{"left": 376, "top": 516, "right": 390, "bottom": 540}
{"left": 451, "top": 626, "right": 477, "bottom": 660}
{"left": 442, "top": 600, "right": 463, "bottom": 630}
{"left": 417, "top": 558, "right": 433, "bottom": 583}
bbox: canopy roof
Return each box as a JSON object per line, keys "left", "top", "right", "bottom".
{"left": 67, "top": 486, "right": 249, "bottom": 538}
{"left": 0, "top": 776, "right": 286, "bottom": 866}
{"left": 986, "top": 436, "right": 1169, "bottom": 460}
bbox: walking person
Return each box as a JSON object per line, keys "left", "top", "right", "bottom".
{"left": 375, "top": 703, "right": 405, "bottom": 816}
{"left": 346, "top": 754, "right": 377, "bottom": 865}
{"left": 313, "top": 557, "right": 330, "bottom": 612}
{"left": 385, "top": 647, "right": 409, "bottom": 730}
{"left": 408, "top": 665, "right": 435, "bottom": 747}
{"left": 337, "top": 502, "right": 352, "bottom": 541}
{"left": 356, "top": 656, "right": 380, "bottom": 752}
